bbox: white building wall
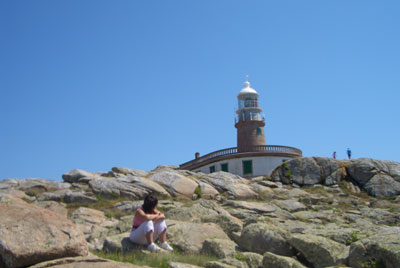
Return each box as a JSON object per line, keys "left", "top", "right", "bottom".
{"left": 193, "top": 156, "right": 292, "bottom": 177}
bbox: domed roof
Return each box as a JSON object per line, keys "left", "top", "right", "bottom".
{"left": 238, "top": 79, "right": 259, "bottom": 97}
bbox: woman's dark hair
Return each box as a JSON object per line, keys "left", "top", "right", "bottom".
{"left": 142, "top": 193, "right": 158, "bottom": 214}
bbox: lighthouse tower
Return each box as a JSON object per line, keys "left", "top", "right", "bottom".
{"left": 235, "top": 78, "right": 266, "bottom": 152}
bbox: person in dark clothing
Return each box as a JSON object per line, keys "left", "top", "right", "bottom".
{"left": 347, "top": 148, "right": 352, "bottom": 159}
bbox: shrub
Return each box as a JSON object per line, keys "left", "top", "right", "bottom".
{"left": 194, "top": 186, "right": 202, "bottom": 198}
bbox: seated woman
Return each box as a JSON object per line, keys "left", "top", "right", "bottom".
{"left": 129, "top": 193, "right": 173, "bottom": 252}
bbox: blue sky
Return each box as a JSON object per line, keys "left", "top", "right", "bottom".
{"left": 1, "top": 1, "right": 399, "bottom": 180}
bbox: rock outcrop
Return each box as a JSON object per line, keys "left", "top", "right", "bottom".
{"left": 0, "top": 194, "right": 88, "bottom": 268}
{"left": 272, "top": 157, "right": 400, "bottom": 198}
{"left": 0, "top": 158, "right": 399, "bottom": 267}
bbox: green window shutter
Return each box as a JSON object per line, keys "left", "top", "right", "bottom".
{"left": 256, "top": 128, "right": 262, "bottom": 135}
{"left": 221, "top": 163, "right": 228, "bottom": 172}
{"left": 243, "top": 160, "right": 253, "bottom": 175}
{"left": 209, "top": 166, "right": 216, "bottom": 173}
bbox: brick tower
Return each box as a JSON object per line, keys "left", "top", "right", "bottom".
{"left": 235, "top": 78, "right": 266, "bottom": 152}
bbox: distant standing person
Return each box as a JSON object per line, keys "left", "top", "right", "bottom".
{"left": 333, "top": 151, "right": 336, "bottom": 159}
{"left": 347, "top": 148, "right": 352, "bottom": 159}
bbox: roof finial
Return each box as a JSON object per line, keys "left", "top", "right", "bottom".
{"left": 244, "top": 75, "right": 250, "bottom": 88}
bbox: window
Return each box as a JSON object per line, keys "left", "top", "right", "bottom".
{"left": 243, "top": 160, "right": 253, "bottom": 175}
{"left": 221, "top": 163, "right": 228, "bottom": 172}
{"left": 244, "top": 98, "right": 253, "bottom": 107}
{"left": 209, "top": 166, "right": 216, "bottom": 173}
{"left": 256, "top": 128, "right": 262, "bottom": 135}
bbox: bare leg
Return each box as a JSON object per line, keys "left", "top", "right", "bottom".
{"left": 158, "top": 229, "right": 167, "bottom": 243}
{"left": 145, "top": 231, "right": 154, "bottom": 245}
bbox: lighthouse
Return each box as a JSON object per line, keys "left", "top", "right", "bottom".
{"left": 235, "top": 78, "right": 266, "bottom": 152}
{"left": 180, "top": 78, "right": 302, "bottom": 177}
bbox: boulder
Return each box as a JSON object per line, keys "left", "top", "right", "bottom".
{"left": 70, "top": 207, "right": 119, "bottom": 242}
{"left": 363, "top": 174, "right": 400, "bottom": 198}
{"left": 201, "top": 239, "right": 237, "bottom": 258}
{"left": 313, "top": 157, "right": 341, "bottom": 185}
{"left": 29, "top": 255, "right": 145, "bottom": 268}
{"left": 17, "top": 179, "right": 70, "bottom": 196}
{"left": 205, "top": 261, "right": 236, "bottom": 268}
{"left": 200, "top": 172, "right": 257, "bottom": 199}
{"left": 200, "top": 172, "right": 247, "bottom": 192}
{"left": 347, "top": 158, "right": 390, "bottom": 186}
{"left": 64, "top": 191, "right": 97, "bottom": 203}
{"left": 34, "top": 201, "right": 68, "bottom": 217}
{"left": 384, "top": 160, "right": 400, "bottom": 180}
{"left": 114, "top": 200, "right": 144, "bottom": 212}
{"left": 240, "top": 252, "right": 263, "bottom": 268}
{"left": 102, "top": 232, "right": 141, "bottom": 253}
{"left": 117, "top": 176, "right": 170, "bottom": 197}
{"left": 62, "top": 169, "right": 95, "bottom": 183}
{"left": 201, "top": 214, "right": 243, "bottom": 239}
{"left": 70, "top": 207, "right": 108, "bottom": 226}
{"left": 226, "top": 184, "right": 258, "bottom": 199}
{"left": 152, "top": 165, "right": 180, "bottom": 171}
{"left": 150, "top": 170, "right": 198, "bottom": 199}
{"left": 0, "top": 188, "right": 35, "bottom": 201}
{"left": 167, "top": 221, "right": 230, "bottom": 253}
{"left": 250, "top": 184, "right": 274, "bottom": 197}
{"left": 258, "top": 181, "right": 280, "bottom": 188}
{"left": 0, "top": 179, "right": 18, "bottom": 190}
{"left": 169, "top": 262, "right": 203, "bottom": 268}
{"left": 224, "top": 200, "right": 277, "bottom": 214}
{"left": 89, "top": 177, "right": 145, "bottom": 199}
{"left": 166, "top": 201, "right": 218, "bottom": 222}
{"left": 38, "top": 190, "right": 97, "bottom": 203}
{"left": 288, "top": 234, "right": 348, "bottom": 268}
{"left": 111, "top": 167, "right": 149, "bottom": 177}
{"left": 238, "top": 223, "right": 293, "bottom": 256}
{"left": 348, "top": 232, "right": 400, "bottom": 268}
{"left": 272, "top": 158, "right": 322, "bottom": 185}
{"left": 37, "top": 189, "right": 70, "bottom": 202}
{"left": 218, "top": 258, "right": 248, "bottom": 268}
{"left": 262, "top": 252, "right": 306, "bottom": 268}
{"left": 197, "top": 182, "right": 220, "bottom": 199}
{"left": 274, "top": 200, "right": 307, "bottom": 213}
{"left": 0, "top": 194, "right": 88, "bottom": 268}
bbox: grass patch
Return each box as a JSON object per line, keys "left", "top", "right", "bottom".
{"left": 94, "top": 250, "right": 217, "bottom": 268}
{"left": 302, "top": 186, "right": 329, "bottom": 196}
{"left": 347, "top": 232, "right": 359, "bottom": 244}
{"left": 194, "top": 186, "right": 202, "bottom": 198}
{"left": 361, "top": 259, "right": 385, "bottom": 268}
{"left": 66, "top": 194, "right": 132, "bottom": 219}
{"left": 234, "top": 253, "right": 246, "bottom": 262}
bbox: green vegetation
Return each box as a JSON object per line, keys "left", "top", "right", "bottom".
{"left": 66, "top": 194, "right": 132, "bottom": 219}
{"left": 95, "top": 250, "right": 217, "bottom": 268}
{"left": 361, "top": 259, "right": 385, "bottom": 268}
{"left": 281, "top": 162, "right": 293, "bottom": 179}
{"left": 234, "top": 253, "right": 246, "bottom": 262}
{"left": 302, "top": 186, "right": 329, "bottom": 196}
{"left": 347, "top": 232, "right": 359, "bottom": 244}
{"left": 194, "top": 186, "right": 202, "bottom": 198}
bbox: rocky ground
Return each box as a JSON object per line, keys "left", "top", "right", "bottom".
{"left": 0, "top": 157, "right": 400, "bottom": 268}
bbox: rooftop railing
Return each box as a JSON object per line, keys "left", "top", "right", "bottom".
{"left": 180, "top": 145, "right": 303, "bottom": 169}
{"left": 235, "top": 112, "right": 265, "bottom": 124}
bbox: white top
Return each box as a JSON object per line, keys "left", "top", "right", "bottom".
{"left": 238, "top": 79, "right": 259, "bottom": 97}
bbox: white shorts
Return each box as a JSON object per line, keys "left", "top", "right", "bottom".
{"left": 129, "top": 220, "right": 167, "bottom": 245}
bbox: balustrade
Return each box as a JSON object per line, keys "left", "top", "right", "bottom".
{"left": 181, "top": 145, "right": 302, "bottom": 169}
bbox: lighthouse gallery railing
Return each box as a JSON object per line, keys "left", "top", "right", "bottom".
{"left": 180, "top": 145, "right": 302, "bottom": 169}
